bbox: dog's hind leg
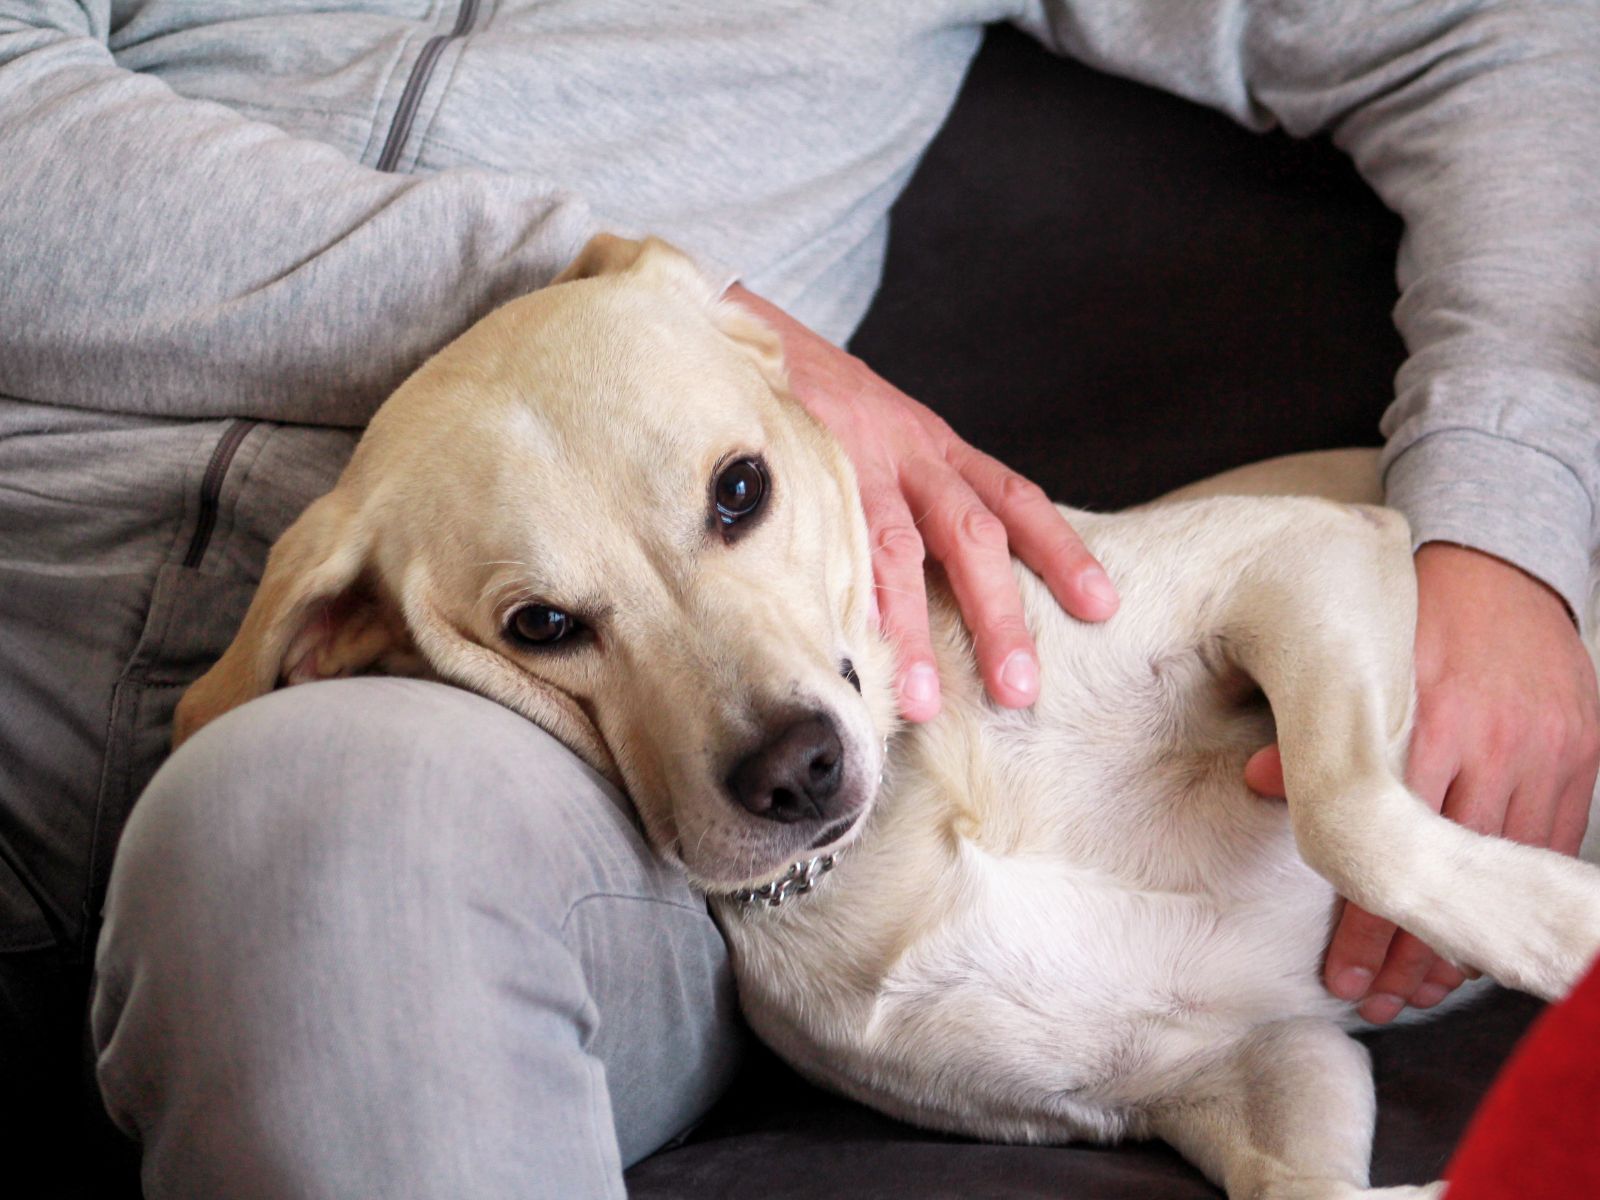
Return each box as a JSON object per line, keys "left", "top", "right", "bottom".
{"left": 1212, "top": 501, "right": 1600, "bottom": 1000}
{"left": 1148, "top": 1019, "right": 1441, "bottom": 1200}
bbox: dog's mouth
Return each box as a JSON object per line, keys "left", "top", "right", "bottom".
{"left": 683, "top": 692, "right": 886, "bottom": 904}
{"left": 807, "top": 814, "right": 859, "bottom": 851}
{"left": 719, "top": 810, "right": 863, "bottom": 911}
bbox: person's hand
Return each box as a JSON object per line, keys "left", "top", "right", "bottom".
{"left": 727, "top": 285, "right": 1119, "bottom": 721}
{"left": 1246, "top": 542, "right": 1599, "bottom": 1022}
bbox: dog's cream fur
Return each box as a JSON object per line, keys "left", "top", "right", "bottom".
{"left": 178, "top": 237, "right": 1600, "bottom": 1200}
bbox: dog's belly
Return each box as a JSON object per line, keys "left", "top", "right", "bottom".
{"left": 721, "top": 548, "right": 1356, "bottom": 1144}
{"left": 725, "top": 790, "right": 1347, "bottom": 1144}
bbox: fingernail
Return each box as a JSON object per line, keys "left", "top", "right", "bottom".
{"left": 1081, "top": 567, "right": 1118, "bottom": 612}
{"left": 1360, "top": 994, "right": 1404, "bottom": 1024}
{"left": 999, "top": 651, "right": 1039, "bottom": 700}
{"left": 1330, "top": 967, "right": 1374, "bottom": 1001}
{"left": 1411, "top": 983, "right": 1449, "bottom": 1009}
{"left": 901, "top": 663, "right": 939, "bottom": 709}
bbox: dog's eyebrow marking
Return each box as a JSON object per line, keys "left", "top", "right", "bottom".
{"left": 476, "top": 560, "right": 540, "bottom": 579}
{"left": 482, "top": 564, "right": 549, "bottom": 608}
{"left": 479, "top": 559, "right": 618, "bottom": 639}
{"left": 479, "top": 559, "right": 546, "bottom": 580}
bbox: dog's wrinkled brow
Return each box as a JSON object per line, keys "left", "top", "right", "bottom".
{"left": 480, "top": 562, "right": 570, "bottom": 615}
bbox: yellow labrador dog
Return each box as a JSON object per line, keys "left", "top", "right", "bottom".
{"left": 177, "top": 236, "right": 1600, "bottom": 1200}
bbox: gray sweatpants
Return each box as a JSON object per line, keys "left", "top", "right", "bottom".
{"left": 1, "top": 402, "right": 743, "bottom": 1197}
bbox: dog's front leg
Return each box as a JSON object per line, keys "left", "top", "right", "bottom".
{"left": 1216, "top": 503, "right": 1600, "bottom": 1000}
{"left": 1149, "top": 1019, "right": 1440, "bottom": 1200}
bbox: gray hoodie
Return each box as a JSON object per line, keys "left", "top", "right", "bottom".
{"left": 2, "top": 0, "right": 1598, "bottom": 613}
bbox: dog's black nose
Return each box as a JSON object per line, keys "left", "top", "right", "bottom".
{"left": 726, "top": 715, "right": 846, "bottom": 823}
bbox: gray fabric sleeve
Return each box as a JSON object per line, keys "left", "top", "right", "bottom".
{"left": 0, "top": 2, "right": 598, "bottom": 427}
{"left": 1018, "top": 0, "right": 1600, "bottom": 616}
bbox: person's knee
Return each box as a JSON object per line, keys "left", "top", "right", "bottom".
{"left": 93, "top": 675, "right": 704, "bottom": 1073}
{"left": 92, "top": 678, "right": 734, "bottom": 1192}
{"left": 105, "top": 677, "right": 671, "bottom": 943}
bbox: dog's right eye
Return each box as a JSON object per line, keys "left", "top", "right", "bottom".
{"left": 504, "top": 604, "right": 577, "bottom": 649}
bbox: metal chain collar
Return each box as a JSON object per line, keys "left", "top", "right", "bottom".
{"left": 730, "top": 852, "right": 839, "bottom": 910}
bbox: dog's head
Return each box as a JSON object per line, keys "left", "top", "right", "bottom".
{"left": 175, "top": 235, "right": 899, "bottom": 892}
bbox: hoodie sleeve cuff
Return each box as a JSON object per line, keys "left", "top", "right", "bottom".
{"left": 1382, "top": 429, "right": 1594, "bottom": 625}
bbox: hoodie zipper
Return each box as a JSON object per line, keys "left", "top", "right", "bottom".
{"left": 182, "top": 419, "right": 256, "bottom": 569}
{"left": 375, "top": 0, "right": 482, "bottom": 173}
{"left": 183, "top": 6, "right": 478, "bottom": 570}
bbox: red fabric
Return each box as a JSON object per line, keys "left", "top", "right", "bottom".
{"left": 1443, "top": 957, "right": 1600, "bottom": 1197}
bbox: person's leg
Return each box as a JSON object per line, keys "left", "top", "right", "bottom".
{"left": 93, "top": 676, "right": 743, "bottom": 1200}
{"left": 0, "top": 401, "right": 272, "bottom": 1191}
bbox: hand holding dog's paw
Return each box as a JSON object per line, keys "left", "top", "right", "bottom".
{"left": 727, "top": 285, "right": 1119, "bottom": 722}
{"left": 1248, "top": 544, "right": 1600, "bottom": 1020}
{"left": 1343, "top": 545, "right": 1597, "bottom": 1014}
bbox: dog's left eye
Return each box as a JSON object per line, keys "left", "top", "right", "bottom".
{"left": 713, "top": 457, "right": 768, "bottom": 533}
{"left": 504, "top": 604, "right": 577, "bottom": 649}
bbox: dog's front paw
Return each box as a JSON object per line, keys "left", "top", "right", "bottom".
{"left": 1393, "top": 833, "right": 1600, "bottom": 1004}
{"left": 1483, "top": 851, "right": 1600, "bottom": 1000}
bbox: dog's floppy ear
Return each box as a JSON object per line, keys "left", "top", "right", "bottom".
{"left": 555, "top": 233, "right": 720, "bottom": 303}
{"left": 173, "top": 490, "right": 415, "bottom": 747}
{"left": 708, "top": 295, "right": 789, "bottom": 397}
{"left": 553, "top": 232, "right": 654, "bottom": 283}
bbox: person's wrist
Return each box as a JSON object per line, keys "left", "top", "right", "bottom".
{"left": 1415, "top": 541, "right": 1575, "bottom": 627}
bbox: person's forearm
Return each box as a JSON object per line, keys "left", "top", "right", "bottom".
{"left": 0, "top": 10, "right": 597, "bottom": 426}
{"left": 1019, "top": 0, "right": 1600, "bottom": 613}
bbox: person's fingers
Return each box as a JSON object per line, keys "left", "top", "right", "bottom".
{"left": 859, "top": 482, "right": 939, "bottom": 722}
{"left": 1361, "top": 930, "right": 1447, "bottom": 1023}
{"left": 900, "top": 460, "right": 1040, "bottom": 708}
{"left": 1411, "top": 958, "right": 1469, "bottom": 1010}
{"left": 949, "top": 444, "right": 1118, "bottom": 621}
{"left": 1324, "top": 901, "right": 1400, "bottom": 1004}
{"left": 1501, "top": 780, "right": 1561, "bottom": 849}
{"left": 1244, "top": 745, "right": 1285, "bottom": 798}
{"left": 1404, "top": 708, "right": 1458, "bottom": 817}
{"left": 1437, "top": 764, "right": 1517, "bottom": 837}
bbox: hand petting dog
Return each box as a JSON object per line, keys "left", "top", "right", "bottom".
{"left": 728, "top": 285, "right": 1119, "bottom": 723}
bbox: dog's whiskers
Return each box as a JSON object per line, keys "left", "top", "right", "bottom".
{"left": 690, "top": 822, "right": 715, "bottom": 868}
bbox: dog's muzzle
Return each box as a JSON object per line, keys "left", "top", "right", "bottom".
{"left": 725, "top": 735, "right": 884, "bottom": 912}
